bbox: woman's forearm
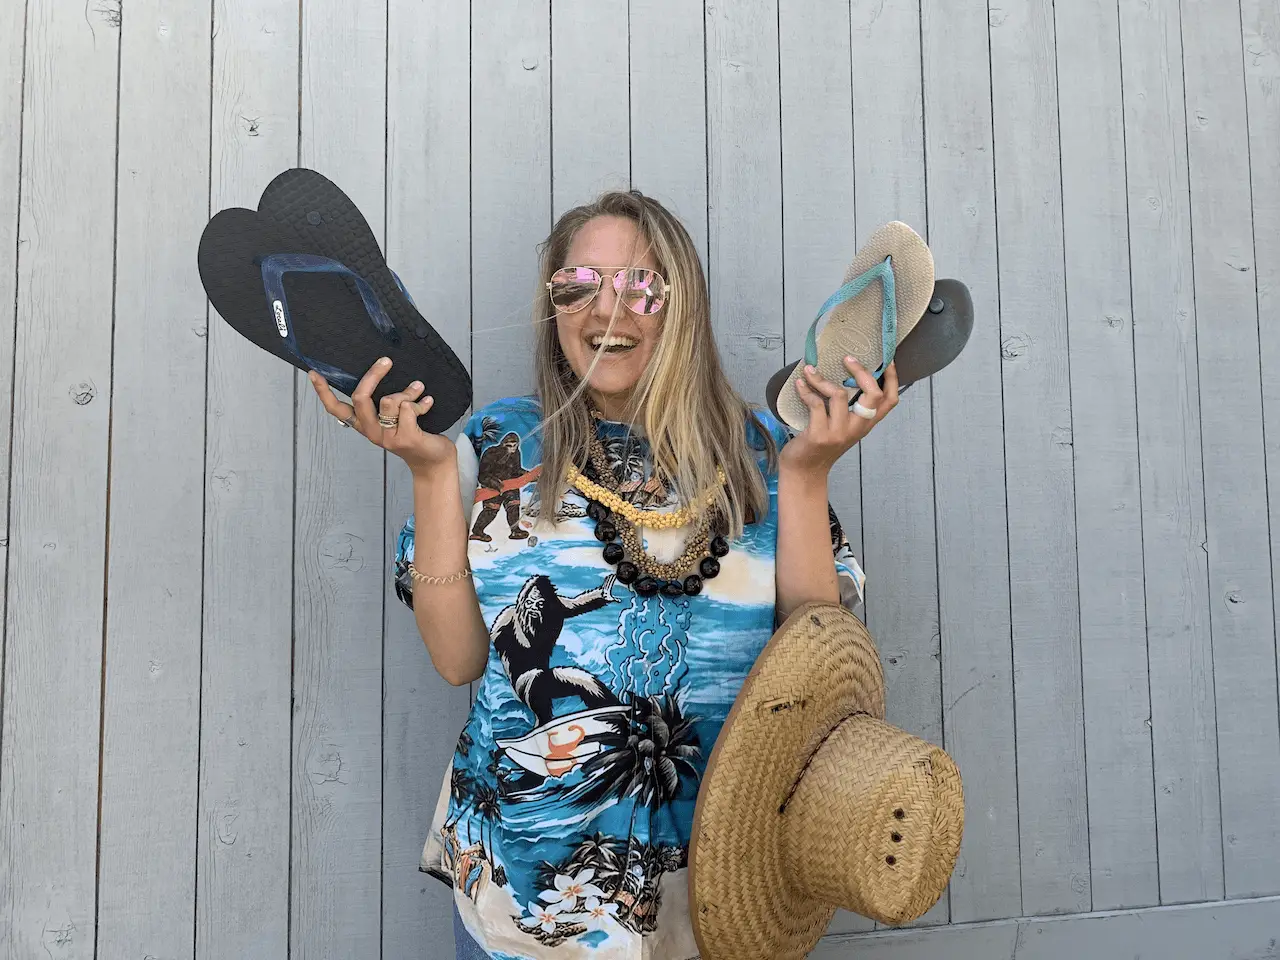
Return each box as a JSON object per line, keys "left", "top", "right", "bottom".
{"left": 775, "top": 462, "right": 840, "bottom": 620}
{"left": 410, "top": 466, "right": 491, "bottom": 685}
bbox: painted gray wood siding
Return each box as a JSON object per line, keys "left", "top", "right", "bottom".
{"left": 1, "top": 0, "right": 1278, "bottom": 957}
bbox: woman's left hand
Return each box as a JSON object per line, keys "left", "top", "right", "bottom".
{"left": 778, "top": 357, "right": 899, "bottom": 476}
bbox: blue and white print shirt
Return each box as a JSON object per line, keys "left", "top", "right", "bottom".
{"left": 394, "top": 396, "right": 864, "bottom": 960}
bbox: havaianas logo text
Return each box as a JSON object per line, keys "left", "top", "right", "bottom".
{"left": 273, "top": 299, "right": 288, "bottom": 337}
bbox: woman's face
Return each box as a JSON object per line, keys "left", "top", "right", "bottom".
{"left": 554, "top": 215, "right": 664, "bottom": 419}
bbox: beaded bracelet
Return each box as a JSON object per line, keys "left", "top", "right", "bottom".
{"left": 408, "top": 562, "right": 472, "bottom": 585}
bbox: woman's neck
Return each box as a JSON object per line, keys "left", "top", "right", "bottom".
{"left": 588, "top": 389, "right": 642, "bottom": 425}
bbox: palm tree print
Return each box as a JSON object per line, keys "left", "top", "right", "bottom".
{"left": 471, "top": 415, "right": 500, "bottom": 457}
{"left": 559, "top": 694, "right": 701, "bottom": 812}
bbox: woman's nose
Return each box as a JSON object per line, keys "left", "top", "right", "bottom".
{"left": 591, "top": 274, "right": 619, "bottom": 317}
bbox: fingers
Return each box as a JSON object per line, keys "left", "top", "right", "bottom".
{"left": 795, "top": 366, "right": 831, "bottom": 432}
{"left": 876, "top": 362, "right": 900, "bottom": 421}
{"left": 378, "top": 380, "right": 425, "bottom": 422}
{"left": 351, "top": 357, "right": 393, "bottom": 431}
{"left": 381, "top": 396, "right": 434, "bottom": 449}
{"left": 308, "top": 371, "right": 356, "bottom": 424}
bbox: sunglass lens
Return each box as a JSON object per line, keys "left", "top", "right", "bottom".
{"left": 615, "top": 268, "right": 666, "bottom": 315}
{"left": 549, "top": 267, "right": 601, "bottom": 312}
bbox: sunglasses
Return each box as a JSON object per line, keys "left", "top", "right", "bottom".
{"left": 547, "top": 266, "right": 669, "bottom": 317}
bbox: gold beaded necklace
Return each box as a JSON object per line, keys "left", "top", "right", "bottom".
{"left": 565, "top": 421, "right": 731, "bottom": 596}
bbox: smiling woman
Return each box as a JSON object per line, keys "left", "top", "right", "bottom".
{"left": 309, "top": 189, "right": 890, "bottom": 959}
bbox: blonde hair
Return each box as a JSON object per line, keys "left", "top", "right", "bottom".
{"left": 532, "top": 190, "right": 775, "bottom": 539}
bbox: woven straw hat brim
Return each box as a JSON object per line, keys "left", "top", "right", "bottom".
{"left": 688, "top": 602, "right": 886, "bottom": 960}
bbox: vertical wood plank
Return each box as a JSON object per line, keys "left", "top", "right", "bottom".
{"left": 198, "top": 0, "right": 298, "bottom": 955}
{"left": 293, "top": 2, "right": 388, "bottom": 956}
{"left": 551, "top": 0, "right": 630, "bottom": 217}
{"left": 628, "top": 0, "right": 708, "bottom": 268}
{"left": 777, "top": 0, "right": 863, "bottom": 580}
{"left": 988, "top": 0, "right": 1091, "bottom": 915}
{"left": 383, "top": 0, "right": 473, "bottom": 952}
{"left": 1240, "top": 0, "right": 1280, "bottom": 894}
{"left": 471, "top": 0, "right": 551, "bottom": 406}
{"left": 1116, "top": 0, "right": 1222, "bottom": 905}
{"left": 1181, "top": 0, "right": 1280, "bottom": 899}
{"left": 848, "top": 0, "right": 945, "bottom": 929}
{"left": 920, "top": 0, "right": 1022, "bottom": 923}
{"left": 705, "top": 0, "right": 783, "bottom": 402}
{"left": 96, "top": 2, "right": 211, "bottom": 955}
{"left": 0, "top": 0, "right": 25, "bottom": 711}
{"left": 1053, "top": 0, "right": 1158, "bottom": 910}
{"left": 777, "top": 1, "right": 868, "bottom": 934}
{"left": 0, "top": 0, "right": 118, "bottom": 956}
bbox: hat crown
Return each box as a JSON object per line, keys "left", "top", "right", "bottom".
{"left": 782, "top": 715, "right": 963, "bottom": 926}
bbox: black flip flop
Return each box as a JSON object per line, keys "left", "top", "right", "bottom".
{"left": 197, "top": 206, "right": 470, "bottom": 433}
{"left": 765, "top": 278, "right": 973, "bottom": 424}
{"left": 254, "top": 168, "right": 471, "bottom": 421}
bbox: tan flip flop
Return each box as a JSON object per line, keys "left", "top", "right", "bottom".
{"left": 771, "top": 221, "right": 935, "bottom": 432}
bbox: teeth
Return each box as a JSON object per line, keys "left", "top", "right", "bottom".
{"left": 590, "top": 335, "right": 638, "bottom": 348}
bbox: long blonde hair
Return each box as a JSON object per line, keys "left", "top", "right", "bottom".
{"left": 532, "top": 190, "right": 775, "bottom": 539}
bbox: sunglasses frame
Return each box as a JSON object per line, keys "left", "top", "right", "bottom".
{"left": 546, "top": 265, "right": 671, "bottom": 317}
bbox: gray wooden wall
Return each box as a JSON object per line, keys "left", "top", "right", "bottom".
{"left": 2, "top": 0, "right": 1279, "bottom": 957}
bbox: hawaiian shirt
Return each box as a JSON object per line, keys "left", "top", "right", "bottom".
{"left": 393, "top": 396, "right": 864, "bottom": 960}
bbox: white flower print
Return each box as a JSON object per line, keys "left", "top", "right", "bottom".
{"left": 538, "top": 867, "right": 606, "bottom": 910}
{"left": 580, "top": 896, "right": 620, "bottom": 931}
{"left": 520, "top": 900, "right": 567, "bottom": 936}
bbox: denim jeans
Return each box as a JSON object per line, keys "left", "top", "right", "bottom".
{"left": 453, "top": 903, "right": 492, "bottom": 960}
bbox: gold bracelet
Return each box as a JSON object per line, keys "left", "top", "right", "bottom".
{"left": 408, "top": 562, "right": 472, "bottom": 585}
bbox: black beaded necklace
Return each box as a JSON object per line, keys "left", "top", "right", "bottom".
{"left": 581, "top": 429, "right": 730, "bottom": 598}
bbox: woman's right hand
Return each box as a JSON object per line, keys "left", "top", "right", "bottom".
{"left": 308, "top": 357, "right": 457, "bottom": 476}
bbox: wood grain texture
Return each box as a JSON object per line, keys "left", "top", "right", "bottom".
{"left": 96, "top": 2, "right": 211, "bottom": 956}
{"left": 1241, "top": 0, "right": 1280, "bottom": 895}
{"left": 1180, "top": 0, "right": 1280, "bottom": 899}
{"left": 0, "top": 0, "right": 25, "bottom": 750}
{"left": 0, "top": 1, "right": 118, "bottom": 956}
{"left": 1116, "top": 0, "right": 1222, "bottom": 906}
{"left": 628, "top": 0, "right": 708, "bottom": 268}
{"left": 1053, "top": 0, "right": 1158, "bottom": 911}
{"left": 777, "top": 0, "right": 868, "bottom": 934}
{"left": 809, "top": 895, "right": 1280, "bottom": 960}
{"left": 551, "top": 0, "right": 630, "bottom": 217}
{"left": 471, "top": 0, "right": 551, "bottom": 406}
{"left": 293, "top": 2, "right": 388, "bottom": 956}
{"left": 920, "top": 0, "right": 1021, "bottom": 924}
{"left": 704, "top": 0, "right": 784, "bottom": 402}
{"left": 988, "top": 0, "right": 1090, "bottom": 915}
{"left": 775, "top": 0, "right": 862, "bottom": 623}
{"left": 848, "top": 0, "right": 945, "bottom": 930}
{"left": 198, "top": 0, "right": 298, "bottom": 956}
{"left": 383, "top": 0, "right": 474, "bottom": 951}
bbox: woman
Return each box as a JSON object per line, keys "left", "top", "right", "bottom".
{"left": 309, "top": 191, "right": 897, "bottom": 959}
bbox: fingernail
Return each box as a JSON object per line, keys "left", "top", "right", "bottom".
{"left": 804, "top": 364, "right": 816, "bottom": 374}
{"left": 845, "top": 356, "right": 855, "bottom": 364}
{"left": 410, "top": 381, "right": 422, "bottom": 391}
{"left": 379, "top": 357, "right": 391, "bottom": 366}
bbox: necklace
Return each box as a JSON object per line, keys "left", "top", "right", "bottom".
{"left": 571, "top": 428, "right": 730, "bottom": 597}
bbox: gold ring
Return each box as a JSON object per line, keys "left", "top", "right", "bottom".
{"left": 378, "top": 415, "right": 398, "bottom": 428}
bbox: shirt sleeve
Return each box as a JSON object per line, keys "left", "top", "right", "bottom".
{"left": 392, "top": 432, "right": 480, "bottom": 611}
{"left": 829, "top": 503, "right": 866, "bottom": 610}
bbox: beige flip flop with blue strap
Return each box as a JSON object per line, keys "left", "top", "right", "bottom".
{"left": 772, "top": 222, "right": 935, "bottom": 432}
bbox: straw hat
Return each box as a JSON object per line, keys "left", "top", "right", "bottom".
{"left": 689, "top": 602, "right": 963, "bottom": 960}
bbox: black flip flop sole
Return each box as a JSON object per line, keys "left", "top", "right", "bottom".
{"left": 766, "top": 278, "right": 974, "bottom": 424}
{"left": 197, "top": 207, "right": 466, "bottom": 433}
{"left": 255, "top": 168, "right": 471, "bottom": 430}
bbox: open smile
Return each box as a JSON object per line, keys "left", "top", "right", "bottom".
{"left": 588, "top": 334, "right": 639, "bottom": 355}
